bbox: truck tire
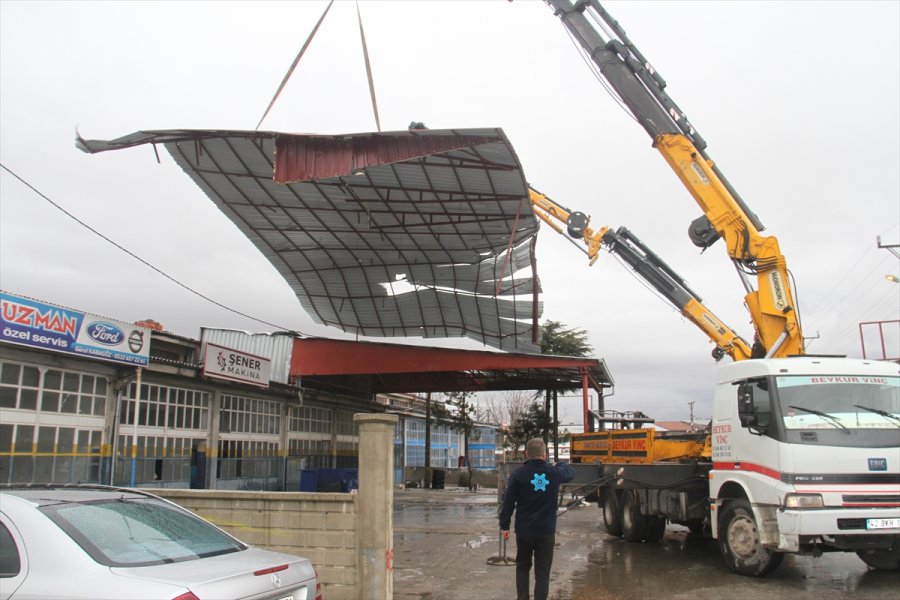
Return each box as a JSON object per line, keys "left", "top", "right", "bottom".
{"left": 645, "top": 515, "right": 666, "bottom": 542}
{"left": 602, "top": 491, "right": 622, "bottom": 536}
{"left": 718, "top": 499, "right": 784, "bottom": 577}
{"left": 856, "top": 546, "right": 900, "bottom": 570}
{"left": 620, "top": 491, "right": 649, "bottom": 542}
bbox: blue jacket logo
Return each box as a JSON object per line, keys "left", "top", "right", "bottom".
{"left": 531, "top": 473, "right": 549, "bottom": 492}
{"left": 87, "top": 322, "right": 124, "bottom": 346}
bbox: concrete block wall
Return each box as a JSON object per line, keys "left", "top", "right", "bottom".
{"left": 157, "top": 489, "right": 357, "bottom": 600}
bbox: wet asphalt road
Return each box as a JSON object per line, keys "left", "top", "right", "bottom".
{"left": 392, "top": 487, "right": 899, "bottom": 600}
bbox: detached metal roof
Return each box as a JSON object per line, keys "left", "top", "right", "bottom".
{"left": 78, "top": 128, "right": 542, "bottom": 352}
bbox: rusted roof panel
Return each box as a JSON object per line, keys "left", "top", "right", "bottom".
{"left": 78, "top": 128, "right": 543, "bottom": 352}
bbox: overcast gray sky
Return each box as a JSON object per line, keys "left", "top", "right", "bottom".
{"left": 2, "top": 1, "right": 898, "bottom": 426}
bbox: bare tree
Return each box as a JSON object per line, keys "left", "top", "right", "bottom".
{"left": 477, "top": 390, "right": 538, "bottom": 456}
{"left": 478, "top": 390, "right": 532, "bottom": 425}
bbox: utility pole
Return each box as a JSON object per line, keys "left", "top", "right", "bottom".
{"left": 688, "top": 400, "right": 695, "bottom": 431}
{"left": 424, "top": 392, "right": 432, "bottom": 488}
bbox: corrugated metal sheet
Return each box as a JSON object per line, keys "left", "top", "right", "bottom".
{"left": 200, "top": 328, "right": 296, "bottom": 384}
{"left": 78, "top": 128, "right": 543, "bottom": 352}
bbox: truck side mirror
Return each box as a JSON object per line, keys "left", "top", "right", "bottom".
{"left": 737, "top": 383, "right": 766, "bottom": 434}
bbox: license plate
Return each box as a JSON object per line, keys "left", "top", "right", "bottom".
{"left": 867, "top": 518, "right": 900, "bottom": 530}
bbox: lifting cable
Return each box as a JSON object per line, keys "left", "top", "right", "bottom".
{"left": 356, "top": 1, "right": 382, "bottom": 132}
{"left": 255, "top": 0, "right": 383, "bottom": 133}
{"left": 255, "top": 0, "right": 335, "bottom": 131}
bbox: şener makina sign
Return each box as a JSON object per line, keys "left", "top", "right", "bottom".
{"left": 0, "top": 291, "right": 151, "bottom": 366}
{"left": 201, "top": 342, "right": 271, "bottom": 388}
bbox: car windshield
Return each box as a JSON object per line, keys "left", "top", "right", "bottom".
{"left": 776, "top": 375, "right": 900, "bottom": 430}
{"left": 43, "top": 496, "right": 245, "bottom": 567}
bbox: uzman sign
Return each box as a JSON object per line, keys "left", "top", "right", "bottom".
{"left": 0, "top": 291, "right": 151, "bottom": 366}
{"left": 201, "top": 342, "right": 271, "bottom": 388}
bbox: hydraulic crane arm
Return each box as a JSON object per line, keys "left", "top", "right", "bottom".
{"left": 544, "top": 0, "right": 804, "bottom": 358}
{"left": 530, "top": 188, "right": 754, "bottom": 361}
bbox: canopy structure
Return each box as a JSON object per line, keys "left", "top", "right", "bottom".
{"left": 78, "top": 128, "right": 542, "bottom": 352}
{"left": 289, "top": 337, "right": 613, "bottom": 395}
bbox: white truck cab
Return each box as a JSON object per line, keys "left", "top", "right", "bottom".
{"left": 709, "top": 356, "right": 900, "bottom": 575}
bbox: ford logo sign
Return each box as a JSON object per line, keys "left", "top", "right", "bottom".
{"left": 87, "top": 322, "right": 125, "bottom": 346}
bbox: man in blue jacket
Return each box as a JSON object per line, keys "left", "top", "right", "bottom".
{"left": 499, "top": 438, "right": 575, "bottom": 600}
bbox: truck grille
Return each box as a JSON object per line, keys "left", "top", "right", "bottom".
{"left": 837, "top": 518, "right": 867, "bottom": 530}
{"left": 842, "top": 494, "right": 900, "bottom": 505}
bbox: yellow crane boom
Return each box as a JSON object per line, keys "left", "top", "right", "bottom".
{"left": 544, "top": 0, "right": 804, "bottom": 358}
{"left": 530, "top": 188, "right": 754, "bottom": 362}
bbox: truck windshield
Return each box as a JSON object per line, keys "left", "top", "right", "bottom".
{"left": 775, "top": 375, "right": 900, "bottom": 430}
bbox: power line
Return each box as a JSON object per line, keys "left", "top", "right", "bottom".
{"left": 1, "top": 162, "right": 302, "bottom": 334}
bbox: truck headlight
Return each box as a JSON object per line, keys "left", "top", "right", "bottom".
{"left": 784, "top": 493, "right": 824, "bottom": 508}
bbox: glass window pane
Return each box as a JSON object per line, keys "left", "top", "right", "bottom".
{"left": 57, "top": 428, "right": 75, "bottom": 453}
{"left": 0, "top": 521, "right": 22, "bottom": 577}
{"left": 37, "top": 427, "right": 55, "bottom": 453}
{"left": 41, "top": 391, "right": 59, "bottom": 412}
{"left": 22, "top": 367, "right": 41, "bottom": 387}
{"left": 60, "top": 394, "right": 78, "bottom": 414}
{"left": 0, "top": 387, "right": 15, "bottom": 409}
{"left": 63, "top": 373, "right": 79, "bottom": 392}
{"left": 95, "top": 378, "right": 107, "bottom": 396}
{"left": 44, "top": 370, "right": 61, "bottom": 389}
{"left": 19, "top": 388, "right": 37, "bottom": 411}
{"left": 0, "top": 363, "right": 20, "bottom": 385}
{"left": 14, "top": 426, "right": 34, "bottom": 453}
{"left": 77, "top": 430, "right": 90, "bottom": 454}
{"left": 0, "top": 424, "right": 13, "bottom": 453}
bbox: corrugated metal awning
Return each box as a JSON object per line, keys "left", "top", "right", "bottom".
{"left": 78, "top": 128, "right": 542, "bottom": 352}
{"left": 290, "top": 337, "right": 614, "bottom": 395}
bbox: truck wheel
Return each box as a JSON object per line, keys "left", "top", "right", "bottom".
{"left": 856, "top": 546, "right": 900, "bottom": 570}
{"left": 621, "top": 491, "right": 649, "bottom": 542}
{"left": 602, "top": 491, "right": 623, "bottom": 536}
{"left": 718, "top": 499, "right": 784, "bottom": 577}
{"left": 645, "top": 516, "right": 666, "bottom": 542}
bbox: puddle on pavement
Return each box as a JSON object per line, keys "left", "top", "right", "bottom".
{"left": 394, "top": 503, "right": 496, "bottom": 529}
{"left": 465, "top": 533, "right": 492, "bottom": 549}
{"left": 567, "top": 531, "right": 897, "bottom": 600}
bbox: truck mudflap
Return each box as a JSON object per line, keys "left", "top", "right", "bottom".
{"left": 752, "top": 505, "right": 781, "bottom": 549}
{"left": 776, "top": 507, "right": 900, "bottom": 553}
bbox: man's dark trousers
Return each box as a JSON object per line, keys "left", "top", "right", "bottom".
{"left": 515, "top": 533, "right": 554, "bottom": 600}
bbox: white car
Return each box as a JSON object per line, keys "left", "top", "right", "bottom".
{"left": 0, "top": 485, "right": 321, "bottom": 600}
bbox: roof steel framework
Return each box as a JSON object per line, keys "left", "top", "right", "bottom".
{"left": 78, "top": 128, "right": 543, "bottom": 352}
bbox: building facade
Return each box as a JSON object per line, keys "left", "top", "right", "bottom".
{"left": 1, "top": 293, "right": 500, "bottom": 490}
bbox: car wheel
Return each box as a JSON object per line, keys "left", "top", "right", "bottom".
{"left": 718, "top": 499, "right": 784, "bottom": 576}
{"left": 856, "top": 546, "right": 900, "bottom": 571}
{"left": 602, "top": 491, "right": 622, "bottom": 537}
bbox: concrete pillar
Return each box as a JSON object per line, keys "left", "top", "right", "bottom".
{"left": 353, "top": 413, "right": 398, "bottom": 600}
{"left": 207, "top": 391, "right": 221, "bottom": 490}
